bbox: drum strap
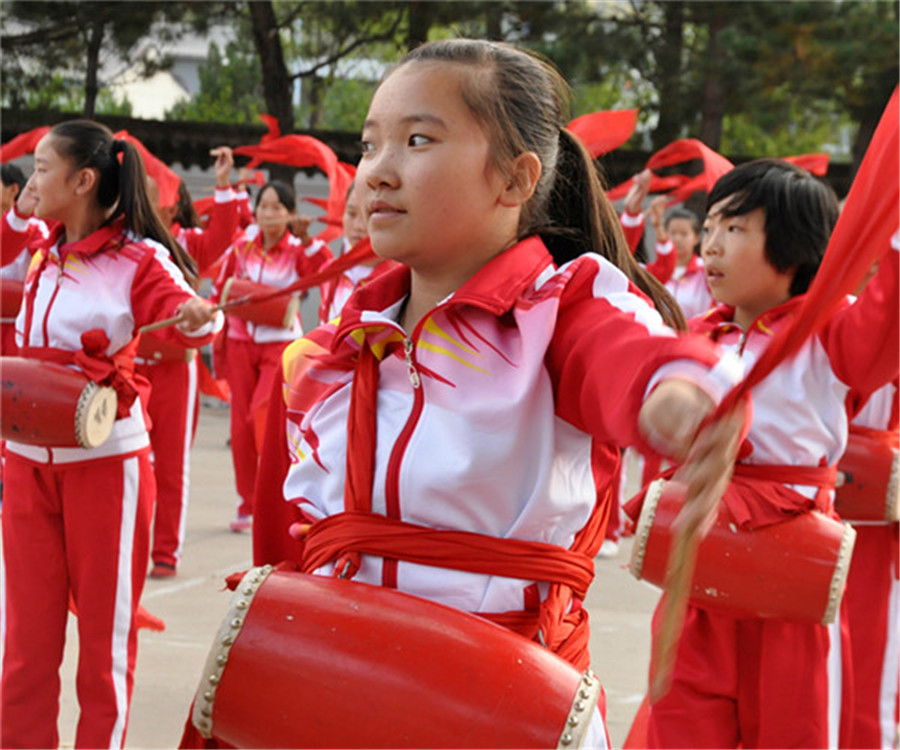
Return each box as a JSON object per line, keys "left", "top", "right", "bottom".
{"left": 22, "top": 331, "right": 139, "bottom": 419}
{"left": 848, "top": 422, "right": 900, "bottom": 449}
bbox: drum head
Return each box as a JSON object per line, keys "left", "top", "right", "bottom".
{"left": 76, "top": 383, "right": 117, "bottom": 448}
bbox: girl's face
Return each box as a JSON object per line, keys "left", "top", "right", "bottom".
{"left": 256, "top": 186, "right": 292, "bottom": 239}
{"left": 357, "top": 62, "right": 515, "bottom": 276}
{"left": 667, "top": 217, "right": 699, "bottom": 266}
{"left": 32, "top": 135, "right": 81, "bottom": 223}
{"left": 701, "top": 200, "right": 794, "bottom": 327}
{"left": 342, "top": 188, "right": 368, "bottom": 249}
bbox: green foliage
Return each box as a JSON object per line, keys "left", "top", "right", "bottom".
{"left": 296, "top": 77, "right": 377, "bottom": 132}
{"left": 165, "top": 41, "right": 263, "bottom": 124}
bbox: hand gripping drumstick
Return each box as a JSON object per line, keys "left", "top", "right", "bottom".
{"left": 138, "top": 238, "right": 376, "bottom": 335}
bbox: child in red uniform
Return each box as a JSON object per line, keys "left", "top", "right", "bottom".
{"left": 214, "top": 180, "right": 331, "bottom": 532}
{"left": 643, "top": 159, "right": 899, "bottom": 749}
{"left": 0, "top": 120, "right": 220, "bottom": 749}
{"left": 137, "top": 147, "right": 240, "bottom": 577}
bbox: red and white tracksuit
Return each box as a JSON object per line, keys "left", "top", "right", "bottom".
{"left": 135, "top": 187, "right": 238, "bottom": 570}
{"left": 276, "top": 235, "right": 744, "bottom": 748}
{"left": 214, "top": 226, "right": 331, "bottom": 517}
{"left": 643, "top": 241, "right": 899, "bottom": 749}
{"left": 316, "top": 238, "right": 398, "bottom": 325}
{"left": 0, "top": 219, "right": 221, "bottom": 749}
{"left": 841, "top": 380, "right": 900, "bottom": 749}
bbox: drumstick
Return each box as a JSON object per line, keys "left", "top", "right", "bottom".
{"left": 137, "top": 238, "right": 377, "bottom": 335}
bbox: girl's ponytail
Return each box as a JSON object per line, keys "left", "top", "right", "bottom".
{"left": 541, "top": 130, "right": 686, "bottom": 331}
{"left": 47, "top": 120, "right": 198, "bottom": 287}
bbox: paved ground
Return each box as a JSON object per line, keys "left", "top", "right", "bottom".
{"left": 51, "top": 402, "right": 660, "bottom": 749}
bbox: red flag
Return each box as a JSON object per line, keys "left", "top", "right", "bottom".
{"left": 258, "top": 114, "right": 282, "bottom": 143}
{"left": 781, "top": 153, "right": 830, "bottom": 176}
{"left": 234, "top": 135, "right": 355, "bottom": 243}
{"left": 114, "top": 130, "right": 181, "bottom": 209}
{"left": 1, "top": 126, "right": 51, "bottom": 162}
{"left": 716, "top": 87, "right": 899, "bottom": 417}
{"left": 567, "top": 108, "right": 639, "bottom": 158}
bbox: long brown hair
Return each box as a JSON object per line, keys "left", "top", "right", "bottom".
{"left": 398, "top": 40, "right": 685, "bottom": 330}
{"left": 48, "top": 119, "right": 199, "bottom": 286}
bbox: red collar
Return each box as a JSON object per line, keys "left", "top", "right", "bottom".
{"left": 691, "top": 295, "right": 806, "bottom": 338}
{"left": 334, "top": 236, "right": 554, "bottom": 342}
{"left": 48, "top": 218, "right": 127, "bottom": 259}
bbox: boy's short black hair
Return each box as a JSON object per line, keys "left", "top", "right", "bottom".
{"left": 1, "top": 163, "right": 27, "bottom": 192}
{"left": 706, "top": 159, "right": 839, "bottom": 296}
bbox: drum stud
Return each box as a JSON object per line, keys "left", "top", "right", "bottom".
{"left": 201, "top": 707, "right": 212, "bottom": 718}
{"left": 568, "top": 716, "right": 579, "bottom": 727}
{"left": 216, "top": 654, "right": 227, "bottom": 666}
{"left": 579, "top": 689, "right": 589, "bottom": 700}
{"left": 230, "top": 618, "right": 242, "bottom": 629}
{"left": 561, "top": 732, "right": 573, "bottom": 745}
{"left": 236, "top": 600, "right": 248, "bottom": 610}
{"left": 575, "top": 701, "right": 585, "bottom": 712}
{"left": 208, "top": 674, "right": 219, "bottom": 685}
{"left": 203, "top": 691, "right": 214, "bottom": 701}
{"left": 221, "top": 635, "right": 233, "bottom": 646}
{"left": 243, "top": 587, "right": 254, "bottom": 595}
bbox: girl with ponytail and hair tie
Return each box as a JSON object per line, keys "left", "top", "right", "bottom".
{"left": 247, "top": 39, "right": 748, "bottom": 747}
{"left": 1, "top": 119, "right": 221, "bottom": 749}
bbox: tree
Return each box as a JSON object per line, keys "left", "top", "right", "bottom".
{"left": 1, "top": 1, "right": 214, "bottom": 117}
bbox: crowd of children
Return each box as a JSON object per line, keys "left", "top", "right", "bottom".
{"left": 0, "top": 36, "right": 896, "bottom": 750}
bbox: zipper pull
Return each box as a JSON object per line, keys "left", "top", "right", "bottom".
{"left": 403, "top": 337, "right": 421, "bottom": 389}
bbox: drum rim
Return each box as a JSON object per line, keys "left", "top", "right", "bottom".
{"left": 886, "top": 451, "right": 899, "bottom": 522}
{"left": 75, "top": 382, "right": 117, "bottom": 449}
{"left": 822, "top": 522, "right": 856, "bottom": 626}
{"left": 629, "top": 478, "right": 667, "bottom": 582}
{"left": 556, "top": 670, "right": 601, "bottom": 749}
{"left": 191, "top": 564, "right": 275, "bottom": 739}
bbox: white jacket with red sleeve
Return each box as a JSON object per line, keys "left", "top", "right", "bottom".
{"left": 10, "top": 219, "right": 222, "bottom": 465}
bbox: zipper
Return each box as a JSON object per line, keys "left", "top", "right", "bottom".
{"left": 403, "top": 337, "right": 421, "bottom": 388}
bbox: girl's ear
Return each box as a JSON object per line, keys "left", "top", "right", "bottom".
{"left": 499, "top": 152, "right": 541, "bottom": 208}
{"left": 73, "top": 167, "right": 98, "bottom": 196}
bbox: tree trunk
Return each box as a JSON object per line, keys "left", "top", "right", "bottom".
{"left": 697, "top": 11, "right": 726, "bottom": 151}
{"left": 651, "top": 1, "right": 685, "bottom": 149}
{"left": 406, "top": 1, "right": 431, "bottom": 51}
{"left": 248, "top": 0, "right": 295, "bottom": 182}
{"left": 485, "top": 3, "right": 503, "bottom": 40}
{"left": 82, "top": 19, "right": 104, "bottom": 118}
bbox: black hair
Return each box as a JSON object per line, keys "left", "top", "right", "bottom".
{"left": 255, "top": 180, "right": 296, "bottom": 214}
{"left": 47, "top": 120, "right": 198, "bottom": 285}
{"left": 1, "top": 163, "right": 27, "bottom": 192}
{"left": 172, "top": 181, "right": 202, "bottom": 229}
{"left": 706, "top": 159, "right": 839, "bottom": 296}
{"left": 398, "top": 39, "right": 685, "bottom": 330}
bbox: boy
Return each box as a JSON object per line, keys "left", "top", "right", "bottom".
{"left": 642, "top": 159, "right": 899, "bottom": 749}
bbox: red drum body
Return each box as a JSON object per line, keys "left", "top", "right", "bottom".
{"left": 1, "top": 279, "right": 24, "bottom": 321}
{"left": 136, "top": 333, "right": 196, "bottom": 363}
{"left": 192, "top": 567, "right": 601, "bottom": 749}
{"left": 835, "top": 427, "right": 899, "bottom": 522}
{"left": 221, "top": 278, "right": 298, "bottom": 329}
{"left": 630, "top": 480, "right": 856, "bottom": 625}
{"left": 1, "top": 356, "right": 117, "bottom": 448}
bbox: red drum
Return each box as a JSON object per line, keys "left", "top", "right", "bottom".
{"left": 1, "top": 356, "right": 117, "bottom": 448}
{"left": 835, "top": 426, "right": 899, "bottom": 522}
{"left": 630, "top": 479, "right": 856, "bottom": 625}
{"left": 136, "top": 333, "right": 196, "bottom": 363}
{"left": 221, "top": 278, "right": 298, "bottom": 329}
{"left": 1, "top": 279, "right": 24, "bottom": 321}
{"left": 192, "top": 567, "right": 601, "bottom": 749}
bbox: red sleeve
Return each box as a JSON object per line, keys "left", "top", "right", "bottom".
{"left": 182, "top": 191, "right": 239, "bottom": 273}
{"left": 644, "top": 241, "right": 676, "bottom": 283}
{"left": 295, "top": 239, "right": 333, "bottom": 278}
{"left": 546, "top": 256, "right": 740, "bottom": 454}
{"left": 129, "top": 243, "right": 219, "bottom": 349}
{"left": 619, "top": 210, "right": 645, "bottom": 254}
{"left": 2, "top": 209, "right": 40, "bottom": 265}
{"left": 210, "top": 248, "right": 239, "bottom": 305}
{"left": 820, "top": 238, "right": 899, "bottom": 396}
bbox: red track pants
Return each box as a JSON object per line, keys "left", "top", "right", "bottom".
{"left": 223, "top": 338, "right": 287, "bottom": 516}
{"left": 0, "top": 451, "right": 154, "bottom": 749}
{"left": 139, "top": 358, "right": 200, "bottom": 568}
{"left": 646, "top": 598, "right": 849, "bottom": 749}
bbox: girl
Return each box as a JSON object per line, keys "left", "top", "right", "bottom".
{"left": 137, "top": 146, "right": 240, "bottom": 578}
{"left": 213, "top": 180, "right": 331, "bottom": 532}
{"left": 264, "top": 39, "right": 747, "bottom": 747}
{"left": 317, "top": 179, "right": 398, "bottom": 325}
{"left": 641, "top": 160, "right": 898, "bottom": 749}
{"left": 0, "top": 120, "right": 220, "bottom": 749}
